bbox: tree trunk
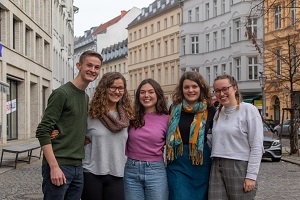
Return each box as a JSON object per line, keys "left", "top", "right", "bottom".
{"left": 289, "top": 110, "right": 299, "bottom": 154}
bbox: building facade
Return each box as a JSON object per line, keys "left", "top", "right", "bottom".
{"left": 127, "top": 0, "right": 181, "bottom": 103}
{"left": 263, "top": 0, "right": 300, "bottom": 124}
{"left": 180, "top": 0, "right": 264, "bottom": 105}
{"left": 74, "top": 7, "right": 141, "bottom": 97}
{"left": 52, "top": 0, "right": 76, "bottom": 89}
{"left": 0, "top": 0, "right": 52, "bottom": 143}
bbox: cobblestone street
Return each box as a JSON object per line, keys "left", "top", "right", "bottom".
{"left": 0, "top": 156, "right": 299, "bottom": 200}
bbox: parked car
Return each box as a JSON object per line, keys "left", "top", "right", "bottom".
{"left": 273, "top": 119, "right": 300, "bottom": 136}
{"left": 263, "top": 122, "right": 282, "bottom": 162}
{"left": 264, "top": 119, "right": 275, "bottom": 129}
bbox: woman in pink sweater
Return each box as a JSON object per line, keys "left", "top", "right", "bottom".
{"left": 124, "top": 79, "right": 169, "bottom": 200}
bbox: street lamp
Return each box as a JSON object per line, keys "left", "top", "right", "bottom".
{"left": 259, "top": 72, "right": 267, "bottom": 119}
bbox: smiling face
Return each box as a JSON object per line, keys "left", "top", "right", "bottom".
{"left": 107, "top": 78, "right": 125, "bottom": 108}
{"left": 183, "top": 79, "right": 201, "bottom": 107}
{"left": 213, "top": 78, "right": 237, "bottom": 107}
{"left": 76, "top": 55, "right": 101, "bottom": 83}
{"left": 139, "top": 83, "right": 157, "bottom": 113}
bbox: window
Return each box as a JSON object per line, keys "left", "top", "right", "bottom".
{"left": 195, "top": 7, "right": 200, "bottom": 21}
{"left": 134, "top": 31, "right": 137, "bottom": 40}
{"left": 213, "top": 31, "right": 217, "bottom": 50}
{"left": 182, "top": 37, "right": 186, "bottom": 55}
{"left": 151, "top": 24, "right": 154, "bottom": 33}
{"left": 177, "top": 13, "right": 181, "bottom": 24}
{"left": 171, "top": 39, "right": 175, "bottom": 54}
{"left": 171, "top": 16, "right": 174, "bottom": 26}
{"left": 191, "top": 36, "right": 199, "bottom": 54}
{"left": 248, "top": 57, "right": 258, "bottom": 80}
{"left": 291, "top": 0, "right": 296, "bottom": 26}
{"left": 114, "top": 65, "right": 117, "bottom": 72}
{"left": 248, "top": 18, "right": 257, "bottom": 38}
{"left": 145, "top": 47, "right": 148, "bottom": 61}
{"left": 165, "top": 67, "right": 168, "bottom": 85}
{"left": 25, "top": 27, "right": 32, "bottom": 57}
{"left": 119, "top": 64, "right": 122, "bottom": 73}
{"left": 222, "top": 64, "right": 226, "bottom": 74}
{"left": 235, "top": 58, "right": 241, "bottom": 80}
{"left": 206, "top": 34, "right": 210, "bottom": 52}
{"left": 171, "top": 66, "right": 175, "bottom": 84}
{"left": 214, "top": 65, "right": 218, "bottom": 78}
{"left": 164, "top": 18, "right": 168, "bottom": 29}
{"left": 151, "top": 45, "right": 154, "bottom": 59}
{"left": 213, "top": 0, "right": 217, "bottom": 17}
{"left": 205, "top": 3, "right": 210, "bottom": 20}
{"left": 206, "top": 67, "right": 211, "bottom": 85}
{"left": 234, "top": 20, "right": 241, "bottom": 42}
{"left": 151, "top": 69, "right": 155, "bottom": 79}
{"left": 129, "top": 33, "right": 132, "bottom": 42}
{"left": 165, "top": 40, "right": 168, "bottom": 56}
{"left": 145, "top": 27, "right": 148, "bottom": 36}
{"left": 158, "top": 69, "right": 161, "bottom": 84}
{"left": 188, "top": 10, "right": 192, "bottom": 22}
{"left": 134, "top": 50, "right": 137, "bottom": 64}
{"left": 157, "top": 21, "right": 160, "bottom": 31}
{"left": 229, "top": 62, "right": 233, "bottom": 75}
{"left": 139, "top": 29, "right": 141, "bottom": 39}
{"left": 221, "top": 0, "right": 225, "bottom": 14}
{"left": 292, "top": 45, "right": 297, "bottom": 72}
{"left": 221, "top": 29, "right": 226, "bottom": 48}
{"left": 124, "top": 63, "right": 127, "bottom": 73}
{"left": 276, "top": 49, "right": 282, "bottom": 75}
{"left": 139, "top": 49, "right": 142, "bottom": 62}
{"left": 157, "top": 43, "right": 161, "bottom": 57}
{"left": 229, "top": 27, "right": 232, "bottom": 44}
{"left": 274, "top": 5, "right": 281, "bottom": 30}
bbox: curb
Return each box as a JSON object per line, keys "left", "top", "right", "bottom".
{"left": 281, "top": 156, "right": 300, "bottom": 166}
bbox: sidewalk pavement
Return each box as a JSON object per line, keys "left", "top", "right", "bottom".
{"left": 0, "top": 138, "right": 300, "bottom": 175}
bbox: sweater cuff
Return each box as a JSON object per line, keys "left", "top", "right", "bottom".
{"left": 38, "top": 138, "right": 52, "bottom": 147}
{"left": 246, "top": 173, "right": 257, "bottom": 181}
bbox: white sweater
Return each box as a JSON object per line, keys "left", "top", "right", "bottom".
{"left": 211, "top": 102, "right": 264, "bottom": 180}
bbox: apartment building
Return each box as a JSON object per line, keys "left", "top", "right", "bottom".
{"left": 101, "top": 39, "right": 129, "bottom": 87}
{"left": 74, "top": 7, "right": 141, "bottom": 97}
{"left": 263, "top": 0, "right": 300, "bottom": 124}
{"left": 180, "top": 0, "right": 264, "bottom": 103}
{"left": 0, "top": 0, "right": 52, "bottom": 143}
{"left": 52, "top": 0, "right": 76, "bottom": 89}
{"left": 127, "top": 0, "right": 181, "bottom": 103}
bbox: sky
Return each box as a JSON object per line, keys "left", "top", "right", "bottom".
{"left": 73, "top": 0, "right": 155, "bottom": 37}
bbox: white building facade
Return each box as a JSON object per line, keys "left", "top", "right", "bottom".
{"left": 180, "top": 0, "right": 263, "bottom": 98}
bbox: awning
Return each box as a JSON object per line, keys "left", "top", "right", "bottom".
{"left": 243, "top": 96, "right": 261, "bottom": 103}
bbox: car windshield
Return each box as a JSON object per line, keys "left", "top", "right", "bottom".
{"left": 283, "top": 120, "right": 291, "bottom": 125}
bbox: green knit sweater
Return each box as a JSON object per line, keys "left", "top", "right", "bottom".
{"left": 36, "top": 82, "right": 88, "bottom": 166}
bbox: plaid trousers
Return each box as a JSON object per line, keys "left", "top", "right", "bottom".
{"left": 208, "top": 158, "right": 257, "bottom": 200}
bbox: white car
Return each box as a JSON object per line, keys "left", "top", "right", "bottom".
{"left": 273, "top": 119, "right": 300, "bottom": 136}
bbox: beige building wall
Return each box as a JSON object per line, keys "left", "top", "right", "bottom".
{"left": 0, "top": 0, "right": 52, "bottom": 143}
{"left": 127, "top": 1, "right": 181, "bottom": 104}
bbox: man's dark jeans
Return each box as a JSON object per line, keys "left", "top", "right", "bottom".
{"left": 42, "top": 164, "right": 84, "bottom": 200}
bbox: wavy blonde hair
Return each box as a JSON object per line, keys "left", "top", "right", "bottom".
{"left": 214, "top": 74, "right": 242, "bottom": 120}
{"left": 172, "top": 71, "right": 212, "bottom": 106}
{"left": 89, "top": 72, "right": 133, "bottom": 119}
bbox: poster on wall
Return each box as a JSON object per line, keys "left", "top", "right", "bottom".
{"left": 6, "top": 99, "right": 17, "bottom": 114}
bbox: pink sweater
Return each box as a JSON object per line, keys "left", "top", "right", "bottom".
{"left": 126, "top": 113, "right": 169, "bottom": 162}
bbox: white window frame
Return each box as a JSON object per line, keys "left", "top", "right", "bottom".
{"left": 206, "top": 34, "right": 210, "bottom": 52}
{"left": 291, "top": 0, "right": 296, "bottom": 26}
{"left": 206, "top": 67, "right": 211, "bottom": 85}
{"left": 234, "top": 20, "right": 241, "bottom": 42}
{"left": 213, "top": 31, "right": 217, "bottom": 50}
{"left": 213, "top": 0, "right": 217, "bottom": 17}
{"left": 248, "top": 57, "right": 258, "bottom": 80}
{"left": 205, "top": 3, "right": 210, "bottom": 20}
{"left": 274, "top": 5, "right": 281, "bottom": 30}
{"left": 195, "top": 7, "right": 200, "bottom": 21}
{"left": 188, "top": 10, "right": 192, "bottom": 22}
{"left": 191, "top": 36, "right": 199, "bottom": 54}
{"left": 222, "top": 64, "right": 226, "bottom": 74}
{"left": 214, "top": 65, "right": 218, "bottom": 79}
{"left": 221, "top": 0, "right": 225, "bottom": 14}
{"left": 221, "top": 29, "right": 226, "bottom": 48}
{"left": 235, "top": 58, "right": 241, "bottom": 80}
{"left": 276, "top": 49, "right": 282, "bottom": 75}
{"left": 248, "top": 18, "right": 257, "bottom": 38}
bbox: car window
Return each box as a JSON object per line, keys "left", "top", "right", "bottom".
{"left": 283, "top": 120, "right": 290, "bottom": 125}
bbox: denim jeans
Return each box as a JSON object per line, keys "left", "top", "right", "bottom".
{"left": 42, "top": 164, "right": 84, "bottom": 200}
{"left": 124, "top": 158, "right": 168, "bottom": 200}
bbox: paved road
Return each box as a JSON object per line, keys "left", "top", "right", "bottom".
{"left": 0, "top": 156, "right": 299, "bottom": 199}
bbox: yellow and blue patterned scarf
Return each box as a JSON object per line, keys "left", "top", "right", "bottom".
{"left": 167, "top": 99, "right": 208, "bottom": 165}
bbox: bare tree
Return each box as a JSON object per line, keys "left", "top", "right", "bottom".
{"left": 246, "top": 0, "right": 300, "bottom": 154}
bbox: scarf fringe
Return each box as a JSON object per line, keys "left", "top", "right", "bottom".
{"left": 167, "top": 143, "right": 183, "bottom": 162}
{"left": 189, "top": 143, "right": 203, "bottom": 165}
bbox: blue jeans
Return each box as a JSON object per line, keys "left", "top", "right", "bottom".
{"left": 42, "top": 164, "right": 84, "bottom": 200}
{"left": 124, "top": 158, "right": 168, "bottom": 200}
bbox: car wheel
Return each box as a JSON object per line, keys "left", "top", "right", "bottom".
{"left": 272, "top": 157, "right": 281, "bottom": 162}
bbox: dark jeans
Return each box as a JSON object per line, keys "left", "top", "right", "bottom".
{"left": 42, "top": 164, "right": 84, "bottom": 200}
{"left": 81, "top": 172, "right": 124, "bottom": 200}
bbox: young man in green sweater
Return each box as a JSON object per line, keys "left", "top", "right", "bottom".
{"left": 36, "top": 50, "right": 102, "bottom": 200}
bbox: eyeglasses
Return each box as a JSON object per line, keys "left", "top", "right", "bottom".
{"left": 213, "top": 86, "right": 233, "bottom": 94}
{"left": 109, "top": 86, "right": 125, "bottom": 92}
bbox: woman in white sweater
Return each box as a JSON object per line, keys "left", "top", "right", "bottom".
{"left": 208, "top": 74, "right": 264, "bottom": 200}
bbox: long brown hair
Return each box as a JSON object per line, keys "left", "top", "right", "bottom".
{"left": 214, "top": 74, "right": 242, "bottom": 120}
{"left": 172, "top": 71, "right": 212, "bottom": 106}
{"left": 89, "top": 72, "right": 133, "bottom": 119}
{"left": 130, "top": 79, "right": 168, "bottom": 128}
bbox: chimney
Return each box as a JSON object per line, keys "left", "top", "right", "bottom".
{"left": 121, "top": 10, "right": 127, "bottom": 17}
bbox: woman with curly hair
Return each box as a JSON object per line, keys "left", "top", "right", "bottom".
{"left": 124, "top": 79, "right": 169, "bottom": 200}
{"left": 208, "top": 75, "right": 264, "bottom": 200}
{"left": 166, "top": 71, "right": 216, "bottom": 200}
{"left": 81, "top": 72, "right": 133, "bottom": 200}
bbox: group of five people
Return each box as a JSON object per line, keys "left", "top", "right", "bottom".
{"left": 36, "top": 50, "right": 264, "bottom": 200}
